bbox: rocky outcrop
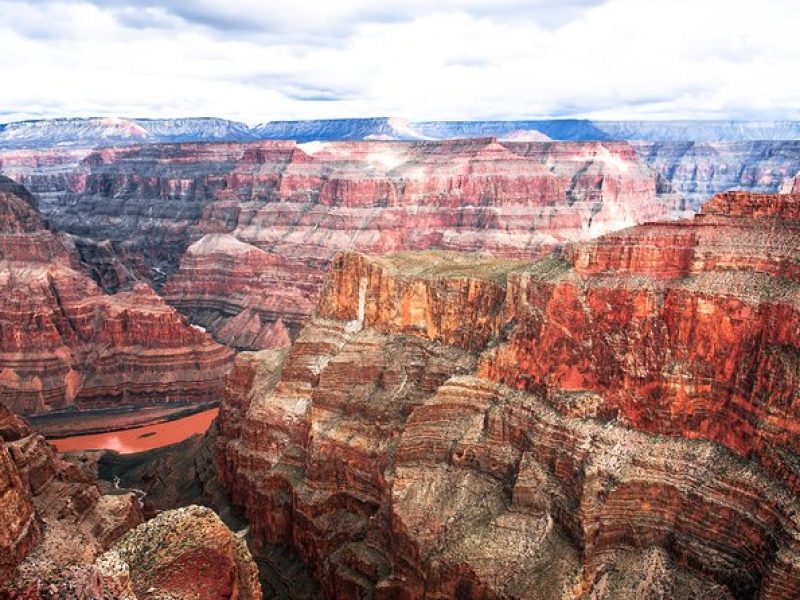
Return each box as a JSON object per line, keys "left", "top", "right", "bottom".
{"left": 0, "top": 408, "right": 38, "bottom": 582}
{"left": 108, "top": 505, "right": 261, "bottom": 600}
{"left": 1, "top": 402, "right": 262, "bottom": 599}
{"left": 0, "top": 402, "right": 143, "bottom": 588}
{"left": 216, "top": 191, "right": 800, "bottom": 598}
{"left": 484, "top": 192, "right": 800, "bottom": 494}
{"left": 0, "top": 176, "right": 233, "bottom": 417}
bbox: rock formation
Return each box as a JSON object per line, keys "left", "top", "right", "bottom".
{"left": 107, "top": 505, "right": 261, "bottom": 600}
{"left": 0, "top": 176, "right": 233, "bottom": 417}
{"left": 5, "top": 138, "right": 800, "bottom": 358}
{"left": 0, "top": 402, "right": 143, "bottom": 587}
{"left": 1, "top": 138, "right": 673, "bottom": 354}
{"left": 0, "top": 400, "right": 262, "bottom": 599}
{"left": 215, "top": 191, "right": 800, "bottom": 598}
{"left": 633, "top": 141, "right": 800, "bottom": 210}
{"left": 5, "top": 138, "right": 666, "bottom": 350}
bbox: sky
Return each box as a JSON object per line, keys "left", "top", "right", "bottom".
{"left": 2, "top": 0, "right": 800, "bottom": 124}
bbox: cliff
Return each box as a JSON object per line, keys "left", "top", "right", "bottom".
{"left": 0, "top": 402, "right": 143, "bottom": 586}
{"left": 148, "top": 140, "right": 673, "bottom": 348}
{"left": 6, "top": 139, "right": 800, "bottom": 358}
{"left": 216, "top": 191, "right": 800, "bottom": 599}
{"left": 0, "top": 403, "right": 261, "bottom": 599}
{"left": 633, "top": 141, "right": 800, "bottom": 210}
{"left": 2, "top": 138, "right": 668, "bottom": 351}
{"left": 0, "top": 176, "right": 233, "bottom": 417}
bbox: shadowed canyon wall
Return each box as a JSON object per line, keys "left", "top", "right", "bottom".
{"left": 0, "top": 175, "right": 233, "bottom": 417}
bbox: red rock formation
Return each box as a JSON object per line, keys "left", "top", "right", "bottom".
{"left": 484, "top": 192, "right": 800, "bottom": 494}
{"left": 0, "top": 406, "right": 38, "bottom": 582}
{"left": 0, "top": 402, "right": 143, "bottom": 587}
{"left": 216, "top": 192, "right": 800, "bottom": 599}
{"left": 2, "top": 139, "right": 676, "bottom": 349}
{"left": 109, "top": 505, "right": 261, "bottom": 600}
{"left": 165, "top": 138, "right": 672, "bottom": 348}
{"left": 0, "top": 402, "right": 261, "bottom": 599}
{"left": 0, "top": 176, "right": 233, "bottom": 417}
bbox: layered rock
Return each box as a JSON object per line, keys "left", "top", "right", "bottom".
{"left": 0, "top": 402, "right": 143, "bottom": 588}
{"left": 0, "top": 402, "right": 262, "bottom": 599}
{"left": 633, "top": 140, "right": 800, "bottom": 211}
{"left": 484, "top": 192, "right": 800, "bottom": 494}
{"left": 216, "top": 191, "right": 800, "bottom": 598}
{"left": 1, "top": 139, "right": 675, "bottom": 350}
{"left": 0, "top": 406, "right": 38, "bottom": 582}
{"left": 0, "top": 176, "right": 233, "bottom": 417}
{"left": 164, "top": 138, "right": 672, "bottom": 348}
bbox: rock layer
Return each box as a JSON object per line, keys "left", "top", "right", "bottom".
{"left": 0, "top": 176, "right": 233, "bottom": 417}
{"left": 0, "top": 402, "right": 143, "bottom": 587}
{"left": 1, "top": 402, "right": 262, "bottom": 599}
{"left": 2, "top": 139, "right": 675, "bottom": 350}
{"left": 216, "top": 191, "right": 800, "bottom": 599}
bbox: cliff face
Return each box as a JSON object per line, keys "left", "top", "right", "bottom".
{"left": 2, "top": 138, "right": 671, "bottom": 351}
{"left": 6, "top": 138, "right": 800, "bottom": 357}
{"left": 0, "top": 176, "right": 233, "bottom": 417}
{"left": 0, "top": 402, "right": 143, "bottom": 585}
{"left": 633, "top": 141, "right": 800, "bottom": 211}
{"left": 216, "top": 192, "right": 800, "bottom": 599}
{"left": 8, "top": 139, "right": 800, "bottom": 355}
{"left": 0, "top": 402, "right": 261, "bottom": 599}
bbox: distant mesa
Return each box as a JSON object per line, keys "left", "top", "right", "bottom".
{"left": 4, "top": 116, "right": 800, "bottom": 149}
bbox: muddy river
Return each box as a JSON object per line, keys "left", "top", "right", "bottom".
{"left": 51, "top": 408, "right": 219, "bottom": 454}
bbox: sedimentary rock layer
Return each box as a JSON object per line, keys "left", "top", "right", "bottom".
{"left": 0, "top": 176, "right": 233, "bottom": 417}
{"left": 216, "top": 191, "right": 800, "bottom": 598}
{"left": 633, "top": 140, "right": 800, "bottom": 210}
{"left": 0, "top": 402, "right": 262, "bottom": 599}
{"left": 6, "top": 138, "right": 800, "bottom": 356}
{"left": 1, "top": 138, "right": 675, "bottom": 350}
{"left": 0, "top": 402, "right": 143, "bottom": 587}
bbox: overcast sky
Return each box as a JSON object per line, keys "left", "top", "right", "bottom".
{"left": 2, "top": 0, "right": 799, "bottom": 124}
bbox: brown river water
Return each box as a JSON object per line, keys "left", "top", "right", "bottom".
{"left": 51, "top": 408, "right": 219, "bottom": 454}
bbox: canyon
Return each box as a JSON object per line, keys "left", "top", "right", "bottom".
{"left": 0, "top": 174, "right": 233, "bottom": 418}
{"left": 2, "top": 124, "right": 800, "bottom": 598}
{"left": 0, "top": 402, "right": 261, "bottom": 598}
{"left": 214, "top": 190, "right": 800, "bottom": 599}
{"left": 3, "top": 136, "right": 799, "bottom": 359}
{"left": 5, "top": 136, "right": 799, "bottom": 357}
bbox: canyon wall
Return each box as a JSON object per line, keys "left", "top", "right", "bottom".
{"left": 0, "top": 402, "right": 261, "bottom": 599}
{"left": 215, "top": 191, "right": 800, "bottom": 599}
{"left": 633, "top": 140, "right": 800, "bottom": 210}
{"left": 0, "top": 176, "right": 233, "bottom": 417}
{"left": 1, "top": 139, "right": 675, "bottom": 352}
{"left": 4, "top": 139, "right": 800, "bottom": 355}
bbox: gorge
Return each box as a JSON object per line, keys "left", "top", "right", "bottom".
{"left": 1, "top": 124, "right": 800, "bottom": 598}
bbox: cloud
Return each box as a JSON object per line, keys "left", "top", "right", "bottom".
{"left": 2, "top": 0, "right": 800, "bottom": 123}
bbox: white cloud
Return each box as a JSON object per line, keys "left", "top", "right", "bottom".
{"left": 1, "top": 0, "right": 799, "bottom": 123}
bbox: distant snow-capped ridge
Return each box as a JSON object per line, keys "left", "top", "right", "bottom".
{"left": 2, "top": 116, "right": 800, "bottom": 148}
